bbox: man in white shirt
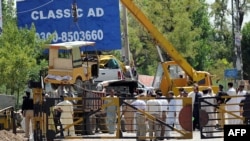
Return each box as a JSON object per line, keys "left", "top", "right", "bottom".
{"left": 201, "top": 88, "right": 214, "bottom": 137}
{"left": 131, "top": 93, "right": 147, "bottom": 141}
{"left": 54, "top": 95, "right": 75, "bottom": 137}
{"left": 156, "top": 90, "right": 168, "bottom": 140}
{"left": 146, "top": 92, "right": 162, "bottom": 141}
{"left": 226, "top": 82, "right": 237, "bottom": 124}
{"left": 166, "top": 91, "right": 176, "bottom": 137}
{"left": 104, "top": 89, "right": 118, "bottom": 134}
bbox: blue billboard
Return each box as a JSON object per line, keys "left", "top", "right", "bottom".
{"left": 16, "top": 0, "right": 121, "bottom": 51}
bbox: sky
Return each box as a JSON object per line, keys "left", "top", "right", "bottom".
{"left": 206, "top": 0, "right": 250, "bottom": 26}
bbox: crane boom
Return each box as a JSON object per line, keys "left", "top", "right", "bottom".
{"left": 120, "top": 0, "right": 218, "bottom": 95}
{"left": 120, "top": 0, "right": 196, "bottom": 79}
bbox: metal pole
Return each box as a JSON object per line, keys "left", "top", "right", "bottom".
{"left": 232, "top": 0, "right": 235, "bottom": 68}
{"left": 122, "top": 5, "right": 130, "bottom": 66}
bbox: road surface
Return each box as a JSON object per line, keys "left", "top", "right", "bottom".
{"left": 60, "top": 130, "right": 224, "bottom": 141}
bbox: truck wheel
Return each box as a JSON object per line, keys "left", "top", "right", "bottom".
{"left": 73, "top": 78, "right": 83, "bottom": 93}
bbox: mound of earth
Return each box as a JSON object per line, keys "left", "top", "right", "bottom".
{"left": 0, "top": 130, "right": 26, "bottom": 141}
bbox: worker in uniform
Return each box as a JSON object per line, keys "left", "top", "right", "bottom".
{"left": 21, "top": 91, "right": 34, "bottom": 138}
{"left": 104, "top": 89, "right": 118, "bottom": 134}
{"left": 54, "top": 95, "right": 75, "bottom": 137}
{"left": 131, "top": 93, "right": 147, "bottom": 141}
{"left": 146, "top": 92, "right": 162, "bottom": 141}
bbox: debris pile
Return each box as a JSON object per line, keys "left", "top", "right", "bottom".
{"left": 0, "top": 130, "right": 26, "bottom": 141}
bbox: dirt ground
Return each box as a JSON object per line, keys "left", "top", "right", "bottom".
{"left": 0, "top": 129, "right": 26, "bottom": 141}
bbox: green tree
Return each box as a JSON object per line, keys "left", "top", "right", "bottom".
{"left": 0, "top": 0, "right": 49, "bottom": 106}
{"left": 127, "top": 0, "right": 210, "bottom": 75}
{"left": 241, "top": 22, "right": 250, "bottom": 80}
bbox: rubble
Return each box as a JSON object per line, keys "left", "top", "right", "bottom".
{"left": 0, "top": 130, "right": 26, "bottom": 141}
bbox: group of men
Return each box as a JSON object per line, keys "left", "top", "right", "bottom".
{"left": 123, "top": 90, "right": 172, "bottom": 141}
{"left": 20, "top": 81, "right": 250, "bottom": 140}
{"left": 21, "top": 90, "right": 76, "bottom": 139}
{"left": 103, "top": 81, "right": 250, "bottom": 141}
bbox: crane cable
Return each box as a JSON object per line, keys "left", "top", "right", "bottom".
{"left": 72, "top": 0, "right": 78, "bottom": 22}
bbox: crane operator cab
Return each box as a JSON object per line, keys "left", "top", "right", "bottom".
{"left": 44, "top": 41, "right": 99, "bottom": 95}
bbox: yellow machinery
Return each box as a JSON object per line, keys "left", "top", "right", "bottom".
{"left": 120, "top": 0, "right": 218, "bottom": 96}
{"left": 0, "top": 106, "right": 15, "bottom": 131}
{"left": 43, "top": 41, "right": 99, "bottom": 93}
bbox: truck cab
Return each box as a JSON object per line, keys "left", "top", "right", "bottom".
{"left": 44, "top": 41, "right": 99, "bottom": 93}
{"left": 94, "top": 55, "right": 137, "bottom": 83}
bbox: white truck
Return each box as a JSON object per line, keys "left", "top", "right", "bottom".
{"left": 94, "top": 55, "right": 137, "bottom": 83}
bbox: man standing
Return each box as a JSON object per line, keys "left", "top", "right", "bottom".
{"left": 54, "top": 95, "right": 75, "bottom": 137}
{"left": 104, "top": 89, "right": 118, "bottom": 134}
{"left": 146, "top": 92, "right": 162, "bottom": 141}
{"left": 165, "top": 91, "right": 177, "bottom": 137}
{"left": 216, "top": 85, "right": 229, "bottom": 129}
{"left": 226, "top": 82, "right": 237, "bottom": 124}
{"left": 156, "top": 90, "right": 168, "bottom": 139}
{"left": 240, "top": 93, "right": 250, "bottom": 125}
{"left": 201, "top": 89, "right": 214, "bottom": 137}
{"left": 123, "top": 94, "right": 135, "bottom": 133}
{"left": 175, "top": 87, "right": 184, "bottom": 130}
{"left": 236, "top": 84, "right": 246, "bottom": 124}
{"left": 21, "top": 91, "right": 34, "bottom": 138}
{"left": 188, "top": 84, "right": 202, "bottom": 131}
{"left": 131, "top": 93, "right": 147, "bottom": 141}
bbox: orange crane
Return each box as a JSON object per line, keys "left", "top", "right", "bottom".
{"left": 120, "top": 0, "right": 218, "bottom": 96}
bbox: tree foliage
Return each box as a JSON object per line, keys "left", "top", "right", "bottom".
{"left": 241, "top": 22, "right": 250, "bottom": 80}
{"left": 125, "top": 0, "right": 250, "bottom": 81}
{"left": 0, "top": 0, "right": 48, "bottom": 97}
{"left": 127, "top": 0, "right": 220, "bottom": 76}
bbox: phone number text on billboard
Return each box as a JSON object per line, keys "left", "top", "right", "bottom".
{"left": 36, "top": 30, "right": 104, "bottom": 42}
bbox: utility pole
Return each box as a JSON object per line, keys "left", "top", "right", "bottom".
{"left": 232, "top": 0, "right": 243, "bottom": 80}
{"left": 121, "top": 5, "right": 130, "bottom": 66}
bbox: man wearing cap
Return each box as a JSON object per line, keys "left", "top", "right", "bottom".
{"left": 131, "top": 93, "right": 147, "bottom": 141}
{"left": 165, "top": 91, "right": 176, "bottom": 137}
{"left": 146, "top": 92, "right": 162, "bottom": 141}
